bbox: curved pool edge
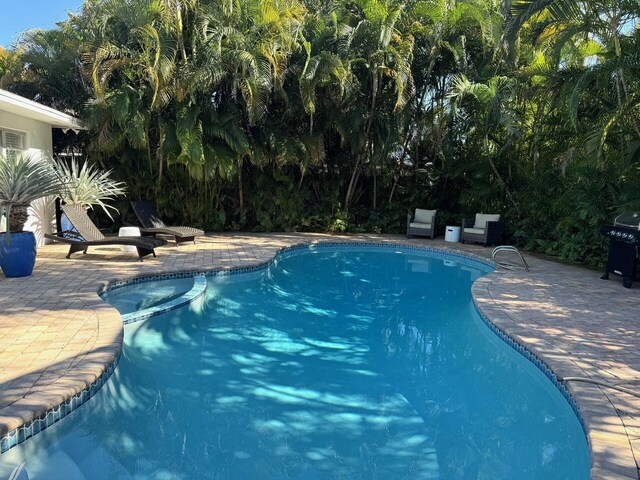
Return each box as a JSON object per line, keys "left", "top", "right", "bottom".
{"left": 470, "top": 284, "right": 586, "bottom": 428}
{"left": 0, "top": 303, "right": 123, "bottom": 453}
{"left": 0, "top": 238, "right": 620, "bottom": 479}
{"left": 470, "top": 274, "right": 635, "bottom": 479}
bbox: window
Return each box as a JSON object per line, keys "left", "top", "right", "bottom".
{"left": 0, "top": 128, "right": 27, "bottom": 159}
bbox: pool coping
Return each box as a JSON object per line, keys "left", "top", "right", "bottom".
{"left": 471, "top": 274, "right": 639, "bottom": 479}
{"left": 0, "top": 236, "right": 636, "bottom": 479}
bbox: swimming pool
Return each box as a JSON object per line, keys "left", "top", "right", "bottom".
{"left": 0, "top": 244, "right": 590, "bottom": 479}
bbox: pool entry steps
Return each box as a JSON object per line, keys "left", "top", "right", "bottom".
{"left": 0, "top": 274, "right": 207, "bottom": 454}
{"left": 119, "top": 274, "right": 207, "bottom": 324}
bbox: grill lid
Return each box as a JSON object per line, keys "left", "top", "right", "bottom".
{"left": 614, "top": 211, "right": 640, "bottom": 230}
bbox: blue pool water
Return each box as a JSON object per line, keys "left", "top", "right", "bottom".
{"left": 0, "top": 245, "right": 589, "bottom": 479}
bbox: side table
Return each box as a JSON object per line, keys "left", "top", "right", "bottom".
{"left": 118, "top": 226, "right": 141, "bottom": 252}
{"left": 444, "top": 225, "right": 461, "bottom": 243}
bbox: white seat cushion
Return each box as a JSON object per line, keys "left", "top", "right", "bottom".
{"left": 410, "top": 222, "right": 432, "bottom": 229}
{"left": 474, "top": 213, "right": 500, "bottom": 229}
{"left": 464, "top": 228, "right": 486, "bottom": 235}
{"left": 414, "top": 209, "right": 436, "bottom": 224}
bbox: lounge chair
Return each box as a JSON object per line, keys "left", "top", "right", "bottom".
{"left": 406, "top": 209, "right": 437, "bottom": 239}
{"left": 461, "top": 213, "right": 503, "bottom": 246}
{"left": 45, "top": 204, "right": 167, "bottom": 261}
{"left": 131, "top": 200, "right": 204, "bottom": 246}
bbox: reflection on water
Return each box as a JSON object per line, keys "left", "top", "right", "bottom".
{"left": 0, "top": 246, "right": 589, "bottom": 479}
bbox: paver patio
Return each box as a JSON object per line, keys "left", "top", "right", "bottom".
{"left": 0, "top": 233, "right": 638, "bottom": 479}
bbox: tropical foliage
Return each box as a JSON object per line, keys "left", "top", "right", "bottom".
{"left": 55, "top": 159, "right": 127, "bottom": 218}
{"left": 0, "top": 153, "right": 61, "bottom": 237}
{"left": 1, "top": 0, "right": 639, "bottom": 266}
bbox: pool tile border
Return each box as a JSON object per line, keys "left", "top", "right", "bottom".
{"left": 97, "top": 241, "right": 496, "bottom": 295}
{"left": 0, "top": 357, "right": 119, "bottom": 453}
{"left": 0, "top": 240, "right": 588, "bottom": 463}
{"left": 471, "top": 296, "right": 587, "bottom": 435}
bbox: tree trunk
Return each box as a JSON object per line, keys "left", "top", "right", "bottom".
{"left": 146, "top": 126, "right": 154, "bottom": 176}
{"left": 344, "top": 157, "right": 361, "bottom": 211}
{"left": 345, "top": 70, "right": 379, "bottom": 212}
{"left": 483, "top": 136, "right": 517, "bottom": 207}
{"left": 238, "top": 160, "right": 244, "bottom": 216}
{"left": 488, "top": 156, "right": 517, "bottom": 208}
{"left": 157, "top": 150, "right": 164, "bottom": 186}
{"left": 176, "top": 4, "right": 188, "bottom": 63}
{"left": 372, "top": 165, "right": 377, "bottom": 211}
{"left": 9, "top": 205, "right": 29, "bottom": 232}
{"left": 388, "top": 175, "right": 399, "bottom": 204}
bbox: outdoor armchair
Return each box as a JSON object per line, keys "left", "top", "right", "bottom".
{"left": 45, "top": 204, "right": 167, "bottom": 261}
{"left": 461, "top": 213, "right": 503, "bottom": 246}
{"left": 406, "top": 209, "right": 437, "bottom": 239}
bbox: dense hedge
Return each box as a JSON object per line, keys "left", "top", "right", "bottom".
{"left": 2, "top": 0, "right": 639, "bottom": 268}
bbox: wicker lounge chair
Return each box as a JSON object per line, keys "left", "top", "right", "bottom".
{"left": 406, "top": 208, "right": 437, "bottom": 239}
{"left": 45, "top": 204, "right": 167, "bottom": 261}
{"left": 461, "top": 213, "right": 503, "bottom": 246}
{"left": 131, "top": 200, "right": 204, "bottom": 246}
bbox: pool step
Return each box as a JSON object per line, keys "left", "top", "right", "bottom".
{"left": 121, "top": 275, "right": 207, "bottom": 324}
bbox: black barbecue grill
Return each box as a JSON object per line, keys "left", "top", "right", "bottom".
{"left": 600, "top": 212, "right": 640, "bottom": 288}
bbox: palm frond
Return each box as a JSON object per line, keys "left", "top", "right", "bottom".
{"left": 55, "top": 158, "right": 127, "bottom": 219}
{"left": 0, "top": 153, "right": 61, "bottom": 239}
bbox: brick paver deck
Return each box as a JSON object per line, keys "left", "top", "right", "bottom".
{"left": 0, "top": 233, "right": 638, "bottom": 479}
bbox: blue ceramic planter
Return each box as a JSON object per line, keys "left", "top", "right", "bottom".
{"left": 0, "top": 231, "right": 37, "bottom": 277}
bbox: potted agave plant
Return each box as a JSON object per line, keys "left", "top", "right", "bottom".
{"left": 54, "top": 158, "right": 127, "bottom": 225}
{"left": 0, "top": 153, "right": 61, "bottom": 277}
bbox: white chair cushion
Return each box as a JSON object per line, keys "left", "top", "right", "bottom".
{"left": 410, "top": 222, "right": 432, "bottom": 229}
{"left": 474, "top": 213, "right": 500, "bottom": 230}
{"left": 464, "top": 228, "right": 486, "bottom": 235}
{"left": 414, "top": 209, "right": 436, "bottom": 224}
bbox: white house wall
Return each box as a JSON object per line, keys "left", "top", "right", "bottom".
{"left": 0, "top": 110, "right": 56, "bottom": 247}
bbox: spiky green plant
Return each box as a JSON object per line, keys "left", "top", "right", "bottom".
{"left": 0, "top": 153, "right": 61, "bottom": 241}
{"left": 55, "top": 158, "right": 127, "bottom": 219}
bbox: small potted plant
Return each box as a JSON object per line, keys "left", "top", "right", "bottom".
{"left": 0, "top": 153, "right": 61, "bottom": 277}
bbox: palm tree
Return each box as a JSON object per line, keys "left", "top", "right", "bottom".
{"left": 507, "top": 0, "right": 640, "bottom": 149}
{"left": 197, "top": 0, "right": 307, "bottom": 215}
{"left": 327, "top": 0, "right": 416, "bottom": 211}
{"left": 3, "top": 27, "right": 89, "bottom": 114}
{"left": 448, "top": 73, "right": 520, "bottom": 208}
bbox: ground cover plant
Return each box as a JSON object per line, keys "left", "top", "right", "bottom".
{"left": 1, "top": 0, "right": 639, "bottom": 267}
